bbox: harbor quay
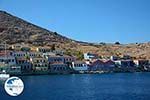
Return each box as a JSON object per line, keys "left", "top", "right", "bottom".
{"left": 0, "top": 45, "right": 150, "bottom": 75}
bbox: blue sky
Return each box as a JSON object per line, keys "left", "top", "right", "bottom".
{"left": 0, "top": 0, "right": 150, "bottom": 43}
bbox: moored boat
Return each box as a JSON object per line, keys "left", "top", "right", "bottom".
{"left": 0, "top": 70, "right": 10, "bottom": 79}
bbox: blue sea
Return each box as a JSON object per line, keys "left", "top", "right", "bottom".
{"left": 0, "top": 72, "right": 150, "bottom": 100}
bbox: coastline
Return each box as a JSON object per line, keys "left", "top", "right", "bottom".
{"left": 9, "top": 69, "right": 150, "bottom": 76}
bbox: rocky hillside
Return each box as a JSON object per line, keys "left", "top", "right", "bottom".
{"left": 0, "top": 10, "right": 72, "bottom": 45}
{"left": 0, "top": 10, "right": 150, "bottom": 59}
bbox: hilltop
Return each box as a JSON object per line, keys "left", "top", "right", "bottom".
{"left": 0, "top": 10, "right": 150, "bottom": 59}
{"left": 0, "top": 11, "right": 72, "bottom": 45}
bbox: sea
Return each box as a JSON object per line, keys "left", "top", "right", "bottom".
{"left": 0, "top": 72, "right": 150, "bottom": 100}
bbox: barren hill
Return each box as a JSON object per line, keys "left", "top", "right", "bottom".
{"left": 0, "top": 11, "right": 72, "bottom": 45}
{"left": 0, "top": 10, "right": 150, "bottom": 59}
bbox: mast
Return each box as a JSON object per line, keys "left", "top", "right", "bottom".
{"left": 5, "top": 41, "right": 6, "bottom": 63}
{"left": 4, "top": 41, "right": 8, "bottom": 64}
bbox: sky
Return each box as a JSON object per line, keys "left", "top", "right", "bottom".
{"left": 0, "top": 0, "right": 150, "bottom": 44}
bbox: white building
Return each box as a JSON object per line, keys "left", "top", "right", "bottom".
{"left": 84, "top": 53, "right": 98, "bottom": 60}
{"left": 12, "top": 44, "right": 22, "bottom": 50}
{"left": 72, "top": 61, "right": 88, "bottom": 72}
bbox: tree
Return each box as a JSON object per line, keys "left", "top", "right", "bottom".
{"left": 76, "top": 51, "right": 84, "bottom": 60}
{"left": 115, "top": 42, "right": 120, "bottom": 45}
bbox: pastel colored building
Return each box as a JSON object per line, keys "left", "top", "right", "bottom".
{"left": 63, "top": 55, "right": 76, "bottom": 63}
{"left": 36, "top": 47, "right": 51, "bottom": 53}
{"left": 89, "top": 60, "right": 105, "bottom": 71}
{"left": 47, "top": 55, "right": 75, "bottom": 64}
{"left": 50, "top": 62, "right": 71, "bottom": 74}
{"left": 30, "top": 57, "right": 49, "bottom": 73}
{"left": 0, "top": 56, "right": 16, "bottom": 66}
{"left": 104, "top": 60, "right": 116, "bottom": 70}
{"left": 11, "top": 51, "right": 27, "bottom": 58}
{"left": 89, "top": 60, "right": 116, "bottom": 71}
{"left": 16, "top": 57, "right": 32, "bottom": 73}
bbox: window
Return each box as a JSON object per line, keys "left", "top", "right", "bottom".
{"left": 12, "top": 59, "right": 14, "bottom": 62}
{"left": 54, "top": 67, "right": 56, "bottom": 70}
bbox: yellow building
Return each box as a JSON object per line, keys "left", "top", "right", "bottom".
{"left": 30, "top": 57, "right": 48, "bottom": 73}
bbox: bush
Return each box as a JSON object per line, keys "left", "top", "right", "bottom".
{"left": 115, "top": 42, "right": 120, "bottom": 45}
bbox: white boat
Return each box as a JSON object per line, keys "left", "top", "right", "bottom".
{"left": 0, "top": 70, "right": 10, "bottom": 79}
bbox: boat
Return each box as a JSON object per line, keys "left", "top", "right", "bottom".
{"left": 0, "top": 70, "right": 10, "bottom": 79}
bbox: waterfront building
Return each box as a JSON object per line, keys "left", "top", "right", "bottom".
{"left": 104, "top": 60, "right": 116, "bottom": 70}
{"left": 30, "top": 57, "right": 48, "bottom": 73}
{"left": 50, "top": 62, "right": 70, "bottom": 74}
{"left": 84, "top": 53, "right": 98, "bottom": 60}
{"left": 89, "top": 60, "right": 105, "bottom": 71}
{"left": 47, "top": 55, "right": 75, "bottom": 64}
{"left": 47, "top": 55, "right": 75, "bottom": 74}
{"left": 47, "top": 55, "right": 63, "bottom": 64}
{"left": 133, "top": 59, "right": 149, "bottom": 68}
{"left": 7, "top": 65, "right": 21, "bottom": 75}
{"left": 16, "top": 57, "right": 32, "bottom": 73}
{"left": 63, "top": 55, "right": 76, "bottom": 64}
{"left": 0, "top": 62, "right": 8, "bottom": 72}
{"left": 0, "top": 56, "right": 16, "bottom": 66}
{"left": 114, "top": 60, "right": 135, "bottom": 68}
{"left": 71, "top": 61, "right": 88, "bottom": 72}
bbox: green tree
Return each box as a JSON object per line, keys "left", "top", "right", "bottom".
{"left": 76, "top": 51, "right": 84, "bottom": 60}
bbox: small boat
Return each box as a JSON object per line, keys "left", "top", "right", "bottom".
{"left": 0, "top": 70, "right": 10, "bottom": 79}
